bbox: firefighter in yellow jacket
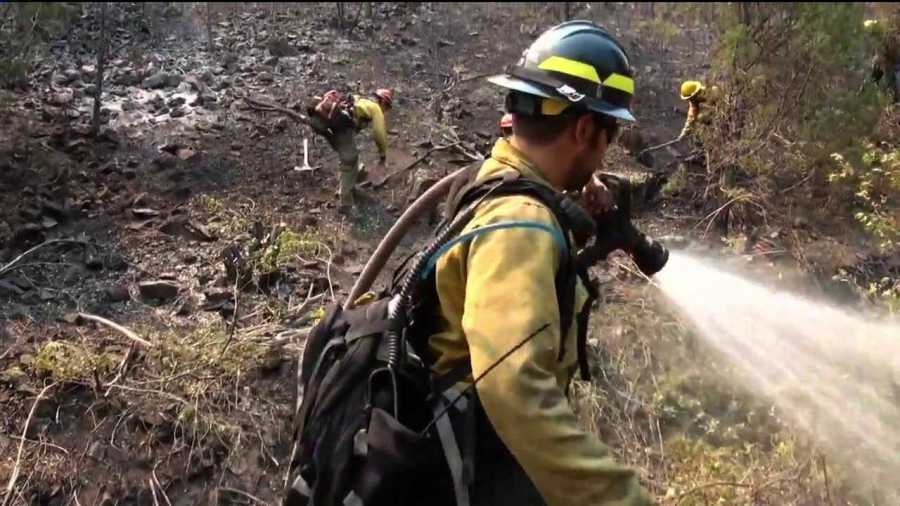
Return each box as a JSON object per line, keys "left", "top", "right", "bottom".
{"left": 427, "top": 21, "right": 652, "bottom": 506}
{"left": 678, "top": 80, "right": 719, "bottom": 140}
{"left": 308, "top": 88, "right": 393, "bottom": 213}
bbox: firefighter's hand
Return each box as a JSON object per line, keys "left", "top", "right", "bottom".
{"left": 580, "top": 173, "right": 614, "bottom": 217}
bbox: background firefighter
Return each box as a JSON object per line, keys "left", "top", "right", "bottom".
{"left": 307, "top": 88, "right": 394, "bottom": 213}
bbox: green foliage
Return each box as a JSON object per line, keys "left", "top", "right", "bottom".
{"left": 829, "top": 141, "right": 900, "bottom": 251}
{"left": 31, "top": 340, "right": 117, "bottom": 383}
{"left": 149, "top": 324, "right": 267, "bottom": 380}
{"left": 710, "top": 3, "right": 881, "bottom": 154}
{"left": 256, "top": 228, "right": 324, "bottom": 272}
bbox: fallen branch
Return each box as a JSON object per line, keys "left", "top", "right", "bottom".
{"left": 152, "top": 465, "right": 173, "bottom": 506}
{"left": 77, "top": 313, "right": 153, "bottom": 347}
{"left": 103, "top": 343, "right": 137, "bottom": 392}
{"left": 221, "top": 265, "right": 241, "bottom": 355}
{"left": 0, "top": 239, "right": 92, "bottom": 277}
{"left": 779, "top": 169, "right": 815, "bottom": 195}
{"left": 443, "top": 72, "right": 493, "bottom": 93}
{"left": 373, "top": 142, "right": 460, "bottom": 188}
{"left": 149, "top": 478, "right": 161, "bottom": 506}
{"left": 639, "top": 136, "right": 685, "bottom": 156}
{"left": 2, "top": 383, "right": 57, "bottom": 506}
{"left": 242, "top": 96, "right": 310, "bottom": 125}
{"left": 8, "top": 436, "right": 69, "bottom": 455}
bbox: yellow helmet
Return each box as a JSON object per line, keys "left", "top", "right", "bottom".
{"left": 680, "top": 80, "right": 705, "bottom": 100}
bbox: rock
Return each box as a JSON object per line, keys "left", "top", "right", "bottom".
{"left": 231, "top": 142, "right": 243, "bottom": 151}
{"left": 0, "top": 280, "right": 24, "bottom": 298}
{"left": 131, "top": 208, "right": 161, "bottom": 219}
{"left": 300, "top": 215, "right": 318, "bottom": 228}
{"left": 160, "top": 216, "right": 215, "bottom": 242}
{"left": 259, "top": 348, "right": 283, "bottom": 373}
{"left": 148, "top": 94, "right": 165, "bottom": 111}
{"left": 98, "top": 127, "right": 120, "bottom": 145}
{"left": 267, "top": 38, "right": 298, "bottom": 57}
{"left": 257, "top": 72, "right": 274, "bottom": 84}
{"left": 55, "top": 69, "right": 80, "bottom": 85}
{"left": 160, "top": 143, "right": 180, "bottom": 155}
{"left": 114, "top": 72, "right": 142, "bottom": 86}
{"left": 41, "top": 216, "right": 58, "bottom": 229}
{"left": 264, "top": 55, "right": 279, "bottom": 67}
{"left": 200, "top": 69, "right": 215, "bottom": 84}
{"left": 170, "top": 106, "right": 188, "bottom": 118}
{"left": 121, "top": 100, "right": 140, "bottom": 112}
{"left": 182, "top": 252, "right": 198, "bottom": 264}
{"left": 138, "top": 280, "right": 179, "bottom": 301}
{"left": 171, "top": 186, "right": 192, "bottom": 200}
{"left": 212, "top": 79, "right": 230, "bottom": 91}
{"left": 83, "top": 83, "right": 97, "bottom": 96}
{"left": 167, "top": 96, "right": 186, "bottom": 108}
{"left": 176, "top": 81, "right": 192, "bottom": 93}
{"left": 143, "top": 72, "right": 168, "bottom": 89}
{"left": 151, "top": 154, "right": 177, "bottom": 171}
{"left": 174, "top": 298, "right": 194, "bottom": 316}
{"left": 165, "top": 74, "right": 183, "bottom": 88}
{"left": 51, "top": 89, "right": 74, "bottom": 105}
{"left": 81, "top": 64, "right": 96, "bottom": 77}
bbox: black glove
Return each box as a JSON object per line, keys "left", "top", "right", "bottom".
{"left": 577, "top": 173, "right": 669, "bottom": 276}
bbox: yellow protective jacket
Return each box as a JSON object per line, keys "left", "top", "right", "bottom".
{"left": 352, "top": 97, "right": 388, "bottom": 157}
{"left": 428, "top": 138, "right": 651, "bottom": 506}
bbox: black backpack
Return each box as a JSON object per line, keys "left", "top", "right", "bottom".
{"left": 284, "top": 169, "right": 598, "bottom": 506}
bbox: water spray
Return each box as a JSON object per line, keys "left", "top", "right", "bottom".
{"left": 655, "top": 251, "right": 900, "bottom": 495}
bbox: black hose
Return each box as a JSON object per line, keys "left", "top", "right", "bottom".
{"left": 384, "top": 201, "right": 483, "bottom": 368}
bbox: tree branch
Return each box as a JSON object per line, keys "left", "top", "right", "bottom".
{"left": 242, "top": 96, "right": 310, "bottom": 125}
{"left": 77, "top": 313, "right": 153, "bottom": 347}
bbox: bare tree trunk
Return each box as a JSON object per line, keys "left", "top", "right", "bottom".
{"left": 336, "top": 2, "right": 344, "bottom": 29}
{"left": 92, "top": 2, "right": 108, "bottom": 138}
{"left": 206, "top": 2, "right": 213, "bottom": 54}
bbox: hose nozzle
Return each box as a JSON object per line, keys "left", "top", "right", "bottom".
{"left": 630, "top": 232, "right": 669, "bottom": 277}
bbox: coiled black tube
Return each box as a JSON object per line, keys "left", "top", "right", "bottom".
{"left": 384, "top": 202, "right": 482, "bottom": 368}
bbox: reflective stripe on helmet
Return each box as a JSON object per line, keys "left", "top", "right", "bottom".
{"left": 602, "top": 73, "right": 634, "bottom": 94}
{"left": 538, "top": 56, "right": 601, "bottom": 84}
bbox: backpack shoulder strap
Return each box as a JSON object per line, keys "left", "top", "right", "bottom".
{"left": 437, "top": 174, "right": 593, "bottom": 376}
